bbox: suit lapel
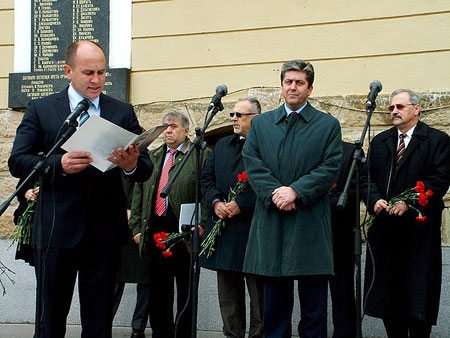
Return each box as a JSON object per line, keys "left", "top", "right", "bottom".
{"left": 55, "top": 88, "right": 71, "bottom": 124}
{"left": 99, "top": 93, "right": 115, "bottom": 122}
{"left": 396, "top": 121, "right": 426, "bottom": 170}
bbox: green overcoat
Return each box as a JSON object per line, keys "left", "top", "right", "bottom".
{"left": 130, "top": 139, "right": 211, "bottom": 255}
{"left": 242, "top": 103, "right": 342, "bottom": 277}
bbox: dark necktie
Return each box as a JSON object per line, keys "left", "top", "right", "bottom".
{"left": 396, "top": 134, "right": 406, "bottom": 166}
{"left": 155, "top": 148, "right": 178, "bottom": 216}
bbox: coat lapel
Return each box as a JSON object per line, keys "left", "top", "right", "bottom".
{"left": 396, "top": 121, "right": 427, "bottom": 171}
{"left": 54, "top": 87, "right": 71, "bottom": 124}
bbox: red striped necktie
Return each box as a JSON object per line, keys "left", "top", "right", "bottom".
{"left": 155, "top": 148, "right": 178, "bottom": 216}
{"left": 395, "top": 133, "right": 406, "bottom": 167}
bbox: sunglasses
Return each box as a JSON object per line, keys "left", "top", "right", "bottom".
{"left": 387, "top": 103, "right": 415, "bottom": 112}
{"left": 229, "top": 112, "right": 256, "bottom": 118}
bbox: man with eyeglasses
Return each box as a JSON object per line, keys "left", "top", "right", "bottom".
{"left": 242, "top": 60, "right": 343, "bottom": 338}
{"left": 362, "top": 89, "right": 450, "bottom": 337}
{"left": 200, "top": 97, "right": 264, "bottom": 338}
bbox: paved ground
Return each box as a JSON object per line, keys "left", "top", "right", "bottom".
{"left": 0, "top": 323, "right": 224, "bottom": 338}
{"left": 1, "top": 239, "right": 449, "bottom": 337}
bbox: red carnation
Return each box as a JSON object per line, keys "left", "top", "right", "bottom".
{"left": 416, "top": 215, "right": 427, "bottom": 222}
{"left": 237, "top": 171, "right": 248, "bottom": 182}
{"left": 415, "top": 181, "right": 425, "bottom": 193}
{"left": 418, "top": 193, "right": 429, "bottom": 207}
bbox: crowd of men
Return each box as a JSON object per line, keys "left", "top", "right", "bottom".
{"left": 9, "top": 40, "right": 450, "bottom": 338}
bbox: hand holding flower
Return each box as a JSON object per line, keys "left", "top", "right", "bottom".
{"left": 363, "top": 181, "right": 433, "bottom": 229}
{"left": 225, "top": 200, "right": 241, "bottom": 218}
{"left": 200, "top": 170, "right": 249, "bottom": 258}
{"left": 213, "top": 200, "right": 232, "bottom": 219}
{"left": 389, "top": 200, "right": 409, "bottom": 216}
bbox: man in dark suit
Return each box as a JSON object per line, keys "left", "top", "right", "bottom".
{"left": 8, "top": 40, "right": 153, "bottom": 338}
{"left": 328, "top": 141, "right": 361, "bottom": 338}
{"left": 200, "top": 97, "right": 264, "bottom": 338}
{"left": 363, "top": 89, "right": 450, "bottom": 337}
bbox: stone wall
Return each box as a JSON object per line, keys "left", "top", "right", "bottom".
{"left": 1, "top": 89, "right": 449, "bottom": 243}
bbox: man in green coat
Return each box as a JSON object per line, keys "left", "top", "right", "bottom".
{"left": 130, "top": 112, "right": 211, "bottom": 338}
{"left": 242, "top": 60, "right": 342, "bottom": 338}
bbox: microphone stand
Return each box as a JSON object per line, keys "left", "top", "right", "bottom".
{"left": 0, "top": 121, "right": 78, "bottom": 338}
{"left": 161, "top": 100, "right": 224, "bottom": 338}
{"left": 337, "top": 99, "right": 376, "bottom": 338}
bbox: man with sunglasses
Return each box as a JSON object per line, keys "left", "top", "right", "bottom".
{"left": 242, "top": 60, "right": 343, "bottom": 338}
{"left": 200, "top": 97, "right": 264, "bottom": 338}
{"left": 363, "top": 89, "right": 450, "bottom": 337}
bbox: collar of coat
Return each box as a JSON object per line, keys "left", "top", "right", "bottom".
{"left": 376, "top": 121, "right": 429, "bottom": 169}
{"left": 274, "top": 102, "right": 316, "bottom": 124}
{"left": 378, "top": 120, "right": 428, "bottom": 145}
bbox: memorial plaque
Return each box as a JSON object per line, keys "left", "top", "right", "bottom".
{"left": 9, "top": 0, "right": 129, "bottom": 109}
{"left": 9, "top": 68, "right": 130, "bottom": 109}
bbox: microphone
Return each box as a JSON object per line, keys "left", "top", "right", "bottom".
{"left": 366, "top": 80, "right": 382, "bottom": 108}
{"left": 63, "top": 98, "right": 90, "bottom": 126}
{"left": 208, "top": 85, "right": 228, "bottom": 110}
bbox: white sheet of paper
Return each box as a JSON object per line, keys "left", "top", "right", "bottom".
{"left": 179, "top": 203, "right": 201, "bottom": 233}
{"left": 61, "top": 115, "right": 166, "bottom": 172}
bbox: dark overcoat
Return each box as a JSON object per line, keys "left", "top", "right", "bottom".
{"left": 242, "top": 103, "right": 342, "bottom": 277}
{"left": 363, "top": 121, "right": 450, "bottom": 324}
{"left": 200, "top": 134, "right": 257, "bottom": 272}
{"left": 329, "top": 141, "right": 361, "bottom": 261}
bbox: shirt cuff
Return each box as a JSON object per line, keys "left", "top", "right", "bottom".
{"left": 123, "top": 166, "right": 137, "bottom": 175}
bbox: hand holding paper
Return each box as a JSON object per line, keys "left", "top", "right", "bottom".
{"left": 62, "top": 115, "right": 166, "bottom": 172}
{"left": 108, "top": 143, "right": 140, "bottom": 172}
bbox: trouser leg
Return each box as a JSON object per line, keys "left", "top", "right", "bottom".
{"left": 217, "top": 270, "right": 246, "bottom": 338}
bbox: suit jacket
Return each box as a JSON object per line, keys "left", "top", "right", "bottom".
{"left": 242, "top": 103, "right": 343, "bottom": 277}
{"left": 329, "top": 141, "right": 362, "bottom": 260}
{"left": 363, "top": 120, "right": 450, "bottom": 323}
{"left": 8, "top": 88, "right": 153, "bottom": 250}
{"left": 200, "top": 134, "right": 257, "bottom": 272}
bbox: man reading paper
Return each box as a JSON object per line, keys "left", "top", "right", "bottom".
{"left": 8, "top": 40, "right": 153, "bottom": 338}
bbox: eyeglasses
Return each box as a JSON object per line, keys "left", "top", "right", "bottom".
{"left": 387, "top": 103, "right": 415, "bottom": 112}
{"left": 229, "top": 112, "right": 256, "bottom": 118}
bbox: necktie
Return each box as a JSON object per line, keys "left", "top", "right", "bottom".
{"left": 396, "top": 134, "right": 406, "bottom": 166}
{"left": 155, "top": 148, "right": 178, "bottom": 216}
{"left": 79, "top": 110, "right": 90, "bottom": 126}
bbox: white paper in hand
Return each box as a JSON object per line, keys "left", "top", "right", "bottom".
{"left": 61, "top": 115, "right": 166, "bottom": 172}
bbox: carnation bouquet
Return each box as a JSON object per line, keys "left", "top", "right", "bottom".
{"left": 10, "top": 183, "right": 39, "bottom": 248}
{"left": 11, "top": 199, "right": 36, "bottom": 248}
{"left": 362, "top": 180, "right": 433, "bottom": 229}
{"left": 153, "top": 231, "right": 190, "bottom": 258}
{"left": 200, "top": 170, "right": 249, "bottom": 258}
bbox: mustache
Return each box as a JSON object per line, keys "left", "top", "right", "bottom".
{"left": 391, "top": 113, "right": 402, "bottom": 120}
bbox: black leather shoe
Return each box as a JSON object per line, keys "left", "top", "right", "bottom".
{"left": 130, "top": 332, "right": 145, "bottom": 338}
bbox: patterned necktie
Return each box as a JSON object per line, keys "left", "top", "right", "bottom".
{"left": 396, "top": 133, "right": 406, "bottom": 166}
{"left": 155, "top": 148, "right": 178, "bottom": 216}
{"left": 79, "top": 110, "right": 90, "bottom": 126}
{"left": 79, "top": 101, "right": 93, "bottom": 126}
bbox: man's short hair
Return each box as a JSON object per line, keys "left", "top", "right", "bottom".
{"left": 280, "top": 59, "right": 315, "bottom": 87}
{"left": 163, "top": 112, "right": 190, "bottom": 129}
{"left": 236, "top": 96, "right": 262, "bottom": 115}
